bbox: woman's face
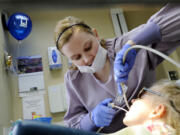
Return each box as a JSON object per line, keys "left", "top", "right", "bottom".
{"left": 123, "top": 98, "right": 153, "bottom": 126}
{"left": 61, "top": 31, "right": 99, "bottom": 66}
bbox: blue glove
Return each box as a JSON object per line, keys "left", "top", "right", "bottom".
{"left": 114, "top": 44, "right": 136, "bottom": 92}
{"left": 91, "top": 98, "right": 116, "bottom": 127}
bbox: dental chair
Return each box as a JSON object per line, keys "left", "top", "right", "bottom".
{"left": 12, "top": 121, "right": 100, "bottom": 135}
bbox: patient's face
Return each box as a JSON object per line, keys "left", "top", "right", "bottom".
{"left": 123, "top": 98, "right": 153, "bottom": 126}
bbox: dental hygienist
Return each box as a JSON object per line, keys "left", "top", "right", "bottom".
{"left": 54, "top": 4, "right": 180, "bottom": 133}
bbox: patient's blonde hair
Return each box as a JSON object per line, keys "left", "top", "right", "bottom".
{"left": 142, "top": 80, "right": 180, "bottom": 134}
{"left": 54, "top": 16, "right": 106, "bottom": 70}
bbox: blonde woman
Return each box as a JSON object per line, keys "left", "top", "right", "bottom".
{"left": 110, "top": 80, "right": 180, "bottom": 135}
{"left": 54, "top": 4, "right": 180, "bottom": 133}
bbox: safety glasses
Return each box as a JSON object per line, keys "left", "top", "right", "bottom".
{"left": 137, "top": 87, "right": 180, "bottom": 114}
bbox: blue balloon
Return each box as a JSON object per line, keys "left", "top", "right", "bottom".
{"left": 7, "top": 12, "right": 32, "bottom": 40}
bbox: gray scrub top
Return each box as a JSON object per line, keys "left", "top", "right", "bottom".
{"left": 64, "top": 4, "right": 180, "bottom": 133}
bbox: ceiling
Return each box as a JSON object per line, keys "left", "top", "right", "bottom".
{"left": 0, "top": 0, "right": 179, "bottom": 9}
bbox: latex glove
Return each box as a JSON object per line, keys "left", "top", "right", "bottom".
{"left": 114, "top": 44, "right": 136, "bottom": 93}
{"left": 91, "top": 98, "right": 116, "bottom": 127}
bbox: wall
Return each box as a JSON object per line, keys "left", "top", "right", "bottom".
{"left": 0, "top": 12, "right": 12, "bottom": 134}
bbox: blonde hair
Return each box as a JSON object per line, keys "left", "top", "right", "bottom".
{"left": 54, "top": 16, "right": 106, "bottom": 70}
{"left": 143, "top": 80, "right": 180, "bottom": 134}
{"left": 54, "top": 16, "right": 93, "bottom": 50}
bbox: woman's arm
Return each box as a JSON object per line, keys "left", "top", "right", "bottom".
{"left": 131, "top": 21, "right": 161, "bottom": 45}
{"left": 64, "top": 72, "right": 98, "bottom": 131}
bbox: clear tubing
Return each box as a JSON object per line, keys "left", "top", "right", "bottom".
{"left": 120, "top": 83, "right": 130, "bottom": 109}
{"left": 123, "top": 45, "right": 180, "bottom": 68}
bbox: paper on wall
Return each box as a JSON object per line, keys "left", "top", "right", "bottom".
{"left": 18, "top": 72, "right": 45, "bottom": 93}
{"left": 22, "top": 95, "right": 45, "bottom": 119}
{"left": 19, "top": 89, "right": 46, "bottom": 97}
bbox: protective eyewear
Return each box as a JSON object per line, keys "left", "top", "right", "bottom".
{"left": 137, "top": 87, "right": 180, "bottom": 114}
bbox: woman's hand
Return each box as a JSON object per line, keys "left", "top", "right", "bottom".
{"left": 114, "top": 42, "right": 136, "bottom": 93}
{"left": 91, "top": 98, "right": 116, "bottom": 127}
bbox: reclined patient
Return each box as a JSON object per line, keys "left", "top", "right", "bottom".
{"left": 110, "top": 79, "right": 180, "bottom": 135}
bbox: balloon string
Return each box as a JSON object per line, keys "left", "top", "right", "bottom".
{"left": 17, "top": 40, "right": 22, "bottom": 57}
{"left": 17, "top": 41, "right": 20, "bottom": 57}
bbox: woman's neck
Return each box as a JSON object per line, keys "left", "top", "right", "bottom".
{"left": 94, "top": 57, "right": 111, "bottom": 83}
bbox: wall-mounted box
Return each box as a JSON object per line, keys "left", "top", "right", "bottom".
{"left": 48, "top": 83, "right": 67, "bottom": 113}
{"left": 48, "top": 47, "right": 62, "bottom": 70}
